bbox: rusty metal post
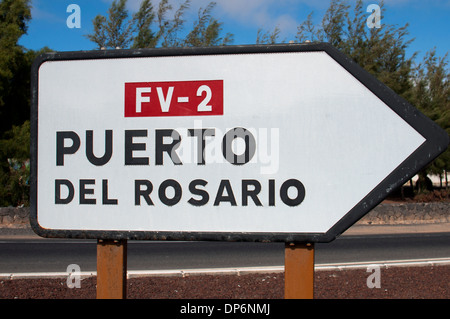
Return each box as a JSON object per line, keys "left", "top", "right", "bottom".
{"left": 284, "top": 242, "right": 315, "bottom": 299}
{"left": 97, "top": 239, "right": 127, "bottom": 299}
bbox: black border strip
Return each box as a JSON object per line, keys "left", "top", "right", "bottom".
{"left": 30, "top": 43, "right": 449, "bottom": 242}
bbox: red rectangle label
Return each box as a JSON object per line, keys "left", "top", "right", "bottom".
{"left": 125, "top": 80, "right": 223, "bottom": 117}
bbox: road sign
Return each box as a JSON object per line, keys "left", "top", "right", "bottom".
{"left": 30, "top": 43, "right": 448, "bottom": 242}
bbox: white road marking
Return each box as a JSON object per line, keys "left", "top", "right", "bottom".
{"left": 1, "top": 257, "right": 449, "bottom": 279}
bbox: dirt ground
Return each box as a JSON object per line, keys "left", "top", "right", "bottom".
{"left": 1, "top": 265, "right": 448, "bottom": 299}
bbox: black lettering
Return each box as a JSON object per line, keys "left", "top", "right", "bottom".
{"left": 188, "top": 179, "right": 209, "bottom": 206}
{"left": 80, "top": 179, "right": 96, "bottom": 205}
{"left": 155, "top": 129, "right": 182, "bottom": 165}
{"left": 102, "top": 179, "right": 118, "bottom": 205}
{"left": 159, "top": 179, "right": 182, "bottom": 206}
{"left": 125, "top": 130, "right": 149, "bottom": 165}
{"left": 55, "top": 179, "right": 74, "bottom": 204}
{"left": 86, "top": 130, "right": 113, "bottom": 166}
{"left": 280, "top": 179, "right": 305, "bottom": 207}
{"left": 135, "top": 180, "right": 154, "bottom": 205}
{"left": 268, "top": 179, "right": 275, "bottom": 206}
{"left": 56, "top": 131, "right": 80, "bottom": 166}
{"left": 242, "top": 179, "right": 262, "bottom": 206}
{"left": 214, "top": 179, "right": 237, "bottom": 206}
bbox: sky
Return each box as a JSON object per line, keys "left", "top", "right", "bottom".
{"left": 18, "top": 0, "right": 450, "bottom": 65}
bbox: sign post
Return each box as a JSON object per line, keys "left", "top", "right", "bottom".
{"left": 284, "top": 243, "right": 315, "bottom": 299}
{"left": 30, "top": 43, "right": 448, "bottom": 299}
{"left": 96, "top": 239, "right": 127, "bottom": 299}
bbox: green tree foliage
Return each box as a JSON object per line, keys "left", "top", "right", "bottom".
{"left": 0, "top": 121, "right": 30, "bottom": 206}
{"left": 414, "top": 50, "right": 450, "bottom": 135}
{"left": 156, "top": 0, "right": 190, "bottom": 48}
{"left": 86, "top": 0, "right": 134, "bottom": 49}
{"left": 131, "top": 0, "right": 157, "bottom": 48}
{"left": 0, "top": 0, "right": 33, "bottom": 206}
{"left": 0, "top": 0, "right": 31, "bottom": 136}
{"left": 86, "top": 0, "right": 232, "bottom": 49}
{"left": 0, "top": 0, "right": 51, "bottom": 206}
{"left": 256, "top": 26, "right": 282, "bottom": 45}
{"left": 412, "top": 50, "right": 450, "bottom": 189}
{"left": 184, "top": 2, "right": 233, "bottom": 47}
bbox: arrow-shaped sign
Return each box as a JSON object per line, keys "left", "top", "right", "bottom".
{"left": 30, "top": 43, "right": 448, "bottom": 242}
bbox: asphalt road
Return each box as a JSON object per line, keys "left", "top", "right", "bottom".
{"left": 0, "top": 231, "right": 449, "bottom": 274}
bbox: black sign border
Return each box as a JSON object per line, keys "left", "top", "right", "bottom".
{"left": 30, "top": 43, "right": 449, "bottom": 243}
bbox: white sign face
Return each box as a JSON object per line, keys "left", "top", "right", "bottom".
{"left": 30, "top": 45, "right": 448, "bottom": 242}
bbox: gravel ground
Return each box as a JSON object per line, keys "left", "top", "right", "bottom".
{"left": 1, "top": 265, "right": 448, "bottom": 299}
